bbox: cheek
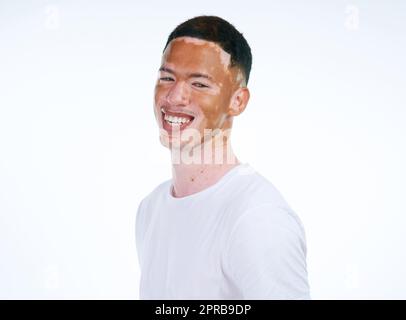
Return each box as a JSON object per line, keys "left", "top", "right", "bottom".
{"left": 197, "top": 94, "right": 228, "bottom": 126}
{"left": 154, "top": 84, "right": 163, "bottom": 103}
{"left": 153, "top": 86, "right": 165, "bottom": 121}
{"left": 154, "top": 85, "right": 170, "bottom": 109}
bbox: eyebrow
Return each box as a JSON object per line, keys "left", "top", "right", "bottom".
{"left": 159, "top": 66, "right": 214, "bottom": 81}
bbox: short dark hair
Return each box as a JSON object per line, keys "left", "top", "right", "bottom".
{"left": 163, "top": 15, "right": 252, "bottom": 85}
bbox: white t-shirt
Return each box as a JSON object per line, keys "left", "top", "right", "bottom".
{"left": 136, "top": 163, "right": 310, "bottom": 299}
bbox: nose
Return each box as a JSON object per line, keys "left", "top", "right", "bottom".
{"left": 166, "top": 81, "right": 190, "bottom": 106}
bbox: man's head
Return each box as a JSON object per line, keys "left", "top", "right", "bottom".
{"left": 154, "top": 16, "right": 252, "bottom": 152}
{"left": 164, "top": 16, "right": 252, "bottom": 85}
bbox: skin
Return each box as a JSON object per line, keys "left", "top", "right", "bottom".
{"left": 153, "top": 36, "right": 250, "bottom": 198}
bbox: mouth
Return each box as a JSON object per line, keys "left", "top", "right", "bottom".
{"left": 161, "top": 107, "right": 195, "bottom": 132}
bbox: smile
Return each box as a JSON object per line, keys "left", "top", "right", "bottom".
{"left": 161, "top": 108, "right": 195, "bottom": 130}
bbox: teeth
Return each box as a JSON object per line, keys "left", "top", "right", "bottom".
{"left": 161, "top": 108, "right": 193, "bottom": 124}
{"left": 164, "top": 113, "right": 191, "bottom": 124}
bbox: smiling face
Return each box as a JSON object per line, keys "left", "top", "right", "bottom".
{"left": 154, "top": 36, "right": 246, "bottom": 149}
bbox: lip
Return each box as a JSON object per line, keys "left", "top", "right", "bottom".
{"left": 161, "top": 107, "right": 195, "bottom": 132}
{"left": 161, "top": 107, "right": 195, "bottom": 119}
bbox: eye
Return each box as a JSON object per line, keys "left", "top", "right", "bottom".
{"left": 159, "top": 77, "right": 174, "bottom": 82}
{"left": 192, "top": 82, "right": 209, "bottom": 88}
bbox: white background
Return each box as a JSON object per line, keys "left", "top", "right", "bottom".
{"left": 0, "top": 0, "right": 405, "bottom": 299}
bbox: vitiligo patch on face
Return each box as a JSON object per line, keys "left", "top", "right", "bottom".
{"left": 172, "top": 37, "right": 231, "bottom": 71}
{"left": 174, "top": 36, "right": 208, "bottom": 46}
{"left": 217, "top": 49, "right": 231, "bottom": 71}
{"left": 235, "top": 70, "right": 245, "bottom": 87}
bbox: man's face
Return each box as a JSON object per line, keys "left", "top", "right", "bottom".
{"left": 154, "top": 36, "right": 242, "bottom": 149}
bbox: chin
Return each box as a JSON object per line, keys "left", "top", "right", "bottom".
{"left": 159, "top": 133, "right": 195, "bottom": 150}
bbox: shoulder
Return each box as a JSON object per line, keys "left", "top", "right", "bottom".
{"left": 221, "top": 166, "right": 310, "bottom": 298}
{"left": 138, "top": 179, "right": 171, "bottom": 210}
{"left": 223, "top": 166, "right": 308, "bottom": 263}
{"left": 236, "top": 166, "right": 292, "bottom": 208}
{"left": 227, "top": 203, "right": 307, "bottom": 254}
{"left": 136, "top": 179, "right": 171, "bottom": 229}
{"left": 224, "top": 165, "right": 301, "bottom": 228}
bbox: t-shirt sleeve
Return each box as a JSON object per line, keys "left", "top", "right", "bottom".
{"left": 222, "top": 204, "right": 311, "bottom": 299}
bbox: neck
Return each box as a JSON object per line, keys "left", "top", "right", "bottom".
{"left": 170, "top": 141, "right": 241, "bottom": 198}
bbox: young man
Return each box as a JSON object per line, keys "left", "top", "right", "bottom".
{"left": 136, "top": 16, "right": 310, "bottom": 299}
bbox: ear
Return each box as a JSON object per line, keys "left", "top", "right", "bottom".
{"left": 228, "top": 87, "right": 250, "bottom": 116}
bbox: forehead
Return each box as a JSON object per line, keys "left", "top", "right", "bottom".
{"left": 161, "top": 37, "right": 231, "bottom": 76}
